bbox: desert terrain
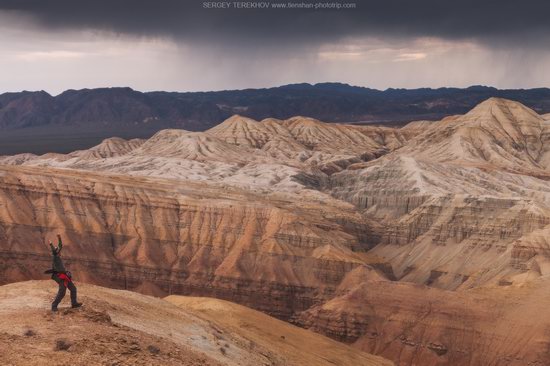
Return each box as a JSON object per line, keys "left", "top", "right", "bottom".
{"left": 2, "top": 97, "right": 550, "bottom": 365}
{"left": 0, "top": 281, "right": 390, "bottom": 366}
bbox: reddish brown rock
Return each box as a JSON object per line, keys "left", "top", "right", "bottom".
{"left": 297, "top": 273, "right": 550, "bottom": 366}
{"left": 0, "top": 165, "right": 386, "bottom": 319}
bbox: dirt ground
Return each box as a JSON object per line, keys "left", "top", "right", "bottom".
{"left": 0, "top": 280, "right": 391, "bottom": 366}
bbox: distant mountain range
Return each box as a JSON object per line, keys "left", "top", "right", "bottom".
{"left": 1, "top": 83, "right": 550, "bottom": 154}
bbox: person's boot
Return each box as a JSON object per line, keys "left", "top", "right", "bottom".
{"left": 71, "top": 302, "right": 83, "bottom": 309}
{"left": 51, "top": 306, "right": 58, "bottom": 312}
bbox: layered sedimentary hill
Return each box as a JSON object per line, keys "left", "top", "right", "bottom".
{"left": 70, "top": 137, "right": 145, "bottom": 159}
{"left": 403, "top": 98, "right": 550, "bottom": 174}
{"left": 328, "top": 98, "right": 550, "bottom": 289}
{"left": 207, "top": 115, "right": 295, "bottom": 149}
{"left": 2, "top": 131, "right": 305, "bottom": 192}
{"left": 296, "top": 269, "right": 550, "bottom": 366}
{"left": 0, "top": 114, "right": 412, "bottom": 189}
{"left": 0, "top": 281, "right": 391, "bottom": 366}
{"left": 207, "top": 115, "right": 409, "bottom": 173}
{"left": 399, "top": 120, "right": 435, "bottom": 138}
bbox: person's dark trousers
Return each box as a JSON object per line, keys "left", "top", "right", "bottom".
{"left": 51, "top": 274, "right": 78, "bottom": 310}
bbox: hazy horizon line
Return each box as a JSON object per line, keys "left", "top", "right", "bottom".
{"left": 4, "top": 82, "right": 550, "bottom": 97}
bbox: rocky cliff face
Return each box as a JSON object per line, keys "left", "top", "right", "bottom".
{"left": 296, "top": 269, "right": 550, "bottom": 366}
{"left": 0, "top": 165, "right": 387, "bottom": 319}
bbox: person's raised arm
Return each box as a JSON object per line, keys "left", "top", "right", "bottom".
{"left": 56, "top": 234, "right": 63, "bottom": 253}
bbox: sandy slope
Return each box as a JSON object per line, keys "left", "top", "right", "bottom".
{"left": 0, "top": 281, "right": 391, "bottom": 366}
{"left": 166, "top": 295, "right": 392, "bottom": 366}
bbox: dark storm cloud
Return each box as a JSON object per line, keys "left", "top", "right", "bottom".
{"left": 1, "top": 0, "right": 550, "bottom": 47}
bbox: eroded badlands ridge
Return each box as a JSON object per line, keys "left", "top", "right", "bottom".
{"left": 296, "top": 268, "right": 550, "bottom": 366}
{"left": 2, "top": 114, "right": 412, "bottom": 187}
{"left": 0, "top": 164, "right": 390, "bottom": 319}
{"left": 329, "top": 98, "right": 550, "bottom": 289}
{"left": 0, "top": 281, "right": 391, "bottom": 366}
{"left": 4, "top": 101, "right": 550, "bottom": 365}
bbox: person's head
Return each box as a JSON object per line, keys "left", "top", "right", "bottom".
{"left": 50, "top": 241, "right": 61, "bottom": 256}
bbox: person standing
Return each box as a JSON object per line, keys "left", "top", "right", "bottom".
{"left": 48, "top": 234, "right": 82, "bottom": 312}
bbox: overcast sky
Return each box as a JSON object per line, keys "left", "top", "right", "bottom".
{"left": 1, "top": 0, "right": 550, "bottom": 94}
